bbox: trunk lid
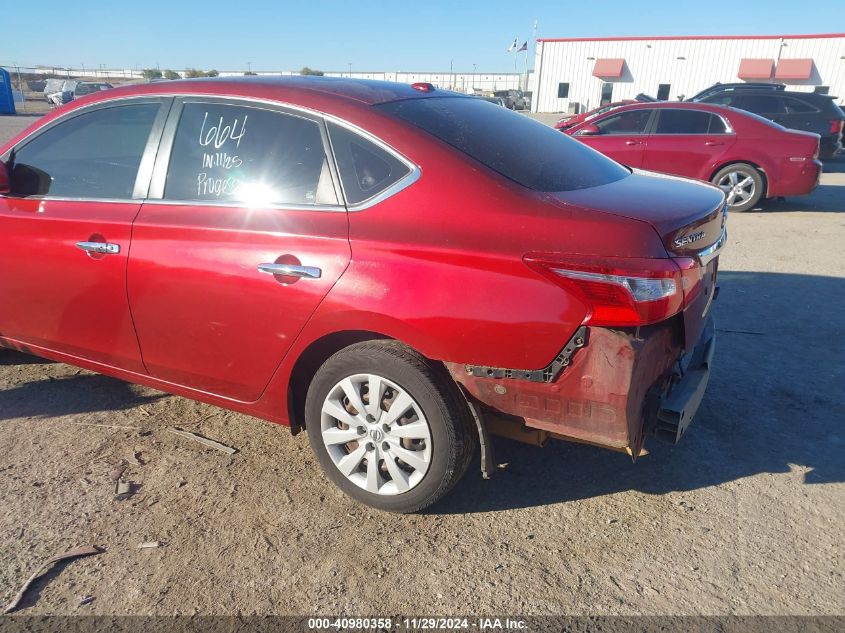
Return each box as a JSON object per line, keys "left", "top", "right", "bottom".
{"left": 549, "top": 169, "right": 726, "bottom": 257}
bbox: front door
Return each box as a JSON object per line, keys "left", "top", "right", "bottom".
{"left": 127, "top": 99, "right": 351, "bottom": 401}
{"left": 0, "top": 100, "right": 167, "bottom": 371}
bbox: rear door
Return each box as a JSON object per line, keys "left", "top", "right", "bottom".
{"left": 575, "top": 108, "right": 654, "bottom": 168}
{"left": 640, "top": 108, "right": 736, "bottom": 179}
{"left": 0, "top": 98, "right": 168, "bottom": 371}
{"left": 127, "top": 98, "right": 351, "bottom": 401}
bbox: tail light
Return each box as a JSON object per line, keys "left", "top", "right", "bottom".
{"left": 525, "top": 254, "right": 701, "bottom": 327}
{"left": 830, "top": 119, "right": 844, "bottom": 135}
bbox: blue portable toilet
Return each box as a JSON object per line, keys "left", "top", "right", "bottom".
{"left": 0, "top": 69, "right": 16, "bottom": 114}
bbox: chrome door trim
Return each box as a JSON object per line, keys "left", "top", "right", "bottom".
{"left": 257, "top": 263, "right": 322, "bottom": 279}
{"left": 76, "top": 241, "right": 121, "bottom": 255}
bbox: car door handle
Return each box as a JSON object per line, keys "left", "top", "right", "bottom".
{"left": 76, "top": 241, "right": 120, "bottom": 255}
{"left": 257, "top": 263, "right": 322, "bottom": 279}
{"left": 625, "top": 140, "right": 643, "bottom": 146}
{"left": 704, "top": 141, "right": 725, "bottom": 146}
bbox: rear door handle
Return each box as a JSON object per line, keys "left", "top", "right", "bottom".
{"left": 625, "top": 140, "right": 643, "bottom": 146}
{"left": 257, "top": 263, "right": 322, "bottom": 279}
{"left": 76, "top": 241, "right": 120, "bottom": 255}
{"left": 704, "top": 141, "right": 725, "bottom": 146}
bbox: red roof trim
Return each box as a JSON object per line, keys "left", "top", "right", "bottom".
{"left": 774, "top": 58, "right": 814, "bottom": 80}
{"left": 537, "top": 33, "right": 845, "bottom": 43}
{"left": 737, "top": 58, "right": 774, "bottom": 80}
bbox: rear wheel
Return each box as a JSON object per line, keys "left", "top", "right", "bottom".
{"left": 305, "top": 340, "right": 476, "bottom": 513}
{"left": 712, "top": 163, "right": 763, "bottom": 212}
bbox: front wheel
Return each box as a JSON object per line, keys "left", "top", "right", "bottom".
{"left": 712, "top": 163, "right": 764, "bottom": 212}
{"left": 305, "top": 340, "right": 476, "bottom": 513}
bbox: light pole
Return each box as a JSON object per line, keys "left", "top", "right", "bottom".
{"left": 247, "top": 61, "right": 252, "bottom": 74}
{"left": 472, "top": 63, "right": 477, "bottom": 92}
{"left": 348, "top": 62, "right": 352, "bottom": 77}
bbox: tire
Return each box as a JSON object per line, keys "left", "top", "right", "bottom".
{"left": 711, "top": 163, "right": 764, "bottom": 212}
{"left": 305, "top": 340, "right": 476, "bottom": 513}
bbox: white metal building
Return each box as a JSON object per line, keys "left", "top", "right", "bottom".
{"left": 530, "top": 33, "right": 845, "bottom": 113}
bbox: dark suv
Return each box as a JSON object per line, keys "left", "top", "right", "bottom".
{"left": 694, "top": 88, "right": 844, "bottom": 158}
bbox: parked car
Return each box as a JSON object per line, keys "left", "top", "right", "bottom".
{"left": 692, "top": 88, "right": 844, "bottom": 159}
{"left": 0, "top": 77, "right": 725, "bottom": 512}
{"left": 42, "top": 78, "right": 68, "bottom": 101}
{"left": 493, "top": 89, "right": 527, "bottom": 110}
{"left": 555, "top": 100, "right": 637, "bottom": 130}
{"left": 566, "top": 101, "right": 822, "bottom": 212}
{"left": 688, "top": 82, "right": 785, "bottom": 102}
{"left": 46, "top": 81, "right": 113, "bottom": 107}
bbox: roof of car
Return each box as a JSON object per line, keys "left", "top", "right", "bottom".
{"left": 100, "top": 76, "right": 469, "bottom": 106}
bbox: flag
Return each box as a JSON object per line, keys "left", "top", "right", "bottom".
{"left": 517, "top": 41, "right": 528, "bottom": 52}
{"left": 507, "top": 38, "right": 517, "bottom": 52}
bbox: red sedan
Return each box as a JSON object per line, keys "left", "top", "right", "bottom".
{"left": 0, "top": 78, "right": 725, "bottom": 512}
{"left": 565, "top": 101, "right": 822, "bottom": 212}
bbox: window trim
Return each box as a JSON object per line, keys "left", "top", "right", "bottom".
{"left": 324, "top": 116, "right": 420, "bottom": 212}
{"left": 649, "top": 108, "right": 735, "bottom": 136}
{"left": 1, "top": 95, "right": 172, "bottom": 203}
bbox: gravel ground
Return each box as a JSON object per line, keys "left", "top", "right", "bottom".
{"left": 0, "top": 113, "right": 842, "bottom": 616}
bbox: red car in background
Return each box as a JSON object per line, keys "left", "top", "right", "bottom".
{"left": 1, "top": 78, "right": 726, "bottom": 512}
{"left": 554, "top": 100, "right": 636, "bottom": 130}
{"left": 565, "top": 101, "right": 822, "bottom": 212}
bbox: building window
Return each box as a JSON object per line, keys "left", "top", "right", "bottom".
{"left": 600, "top": 83, "right": 613, "bottom": 106}
{"left": 557, "top": 82, "right": 570, "bottom": 98}
{"left": 814, "top": 86, "right": 830, "bottom": 94}
{"left": 657, "top": 84, "right": 671, "bottom": 100}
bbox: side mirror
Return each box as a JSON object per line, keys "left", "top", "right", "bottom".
{"left": 574, "top": 124, "right": 601, "bottom": 136}
{"left": 0, "top": 162, "right": 9, "bottom": 195}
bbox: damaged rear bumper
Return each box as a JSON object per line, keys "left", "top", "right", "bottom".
{"left": 648, "top": 317, "right": 715, "bottom": 444}
{"left": 447, "top": 316, "right": 715, "bottom": 457}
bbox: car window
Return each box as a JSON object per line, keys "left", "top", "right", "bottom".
{"left": 164, "top": 102, "right": 337, "bottom": 206}
{"left": 377, "top": 96, "right": 629, "bottom": 192}
{"left": 594, "top": 109, "right": 652, "bottom": 135}
{"left": 75, "top": 83, "right": 97, "bottom": 96}
{"left": 701, "top": 95, "right": 733, "bottom": 107}
{"left": 9, "top": 103, "right": 159, "bottom": 198}
{"left": 654, "top": 110, "right": 713, "bottom": 134}
{"left": 327, "top": 123, "right": 411, "bottom": 206}
{"left": 733, "top": 95, "right": 786, "bottom": 114}
{"left": 707, "top": 114, "right": 728, "bottom": 134}
{"left": 783, "top": 97, "right": 818, "bottom": 114}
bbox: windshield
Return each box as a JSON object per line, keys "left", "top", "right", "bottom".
{"left": 377, "top": 97, "right": 629, "bottom": 192}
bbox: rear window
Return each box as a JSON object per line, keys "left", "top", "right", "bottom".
{"left": 377, "top": 97, "right": 629, "bottom": 192}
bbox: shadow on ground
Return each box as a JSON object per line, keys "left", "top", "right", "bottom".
{"left": 0, "top": 370, "right": 163, "bottom": 421}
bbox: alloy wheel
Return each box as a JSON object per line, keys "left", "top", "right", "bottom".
{"left": 717, "top": 170, "right": 756, "bottom": 207}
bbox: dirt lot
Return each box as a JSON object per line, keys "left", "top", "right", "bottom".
{"left": 0, "top": 113, "right": 842, "bottom": 617}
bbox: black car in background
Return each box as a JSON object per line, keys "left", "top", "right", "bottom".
{"left": 694, "top": 87, "right": 844, "bottom": 159}
{"left": 688, "top": 82, "right": 785, "bottom": 102}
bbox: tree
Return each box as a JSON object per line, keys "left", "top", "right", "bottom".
{"left": 184, "top": 68, "right": 204, "bottom": 78}
{"left": 142, "top": 68, "right": 162, "bottom": 80}
{"left": 206, "top": 69, "right": 219, "bottom": 77}
{"left": 163, "top": 69, "right": 180, "bottom": 80}
{"left": 300, "top": 67, "right": 324, "bottom": 76}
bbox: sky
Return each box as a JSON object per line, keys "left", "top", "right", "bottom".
{"left": 4, "top": 0, "right": 842, "bottom": 73}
